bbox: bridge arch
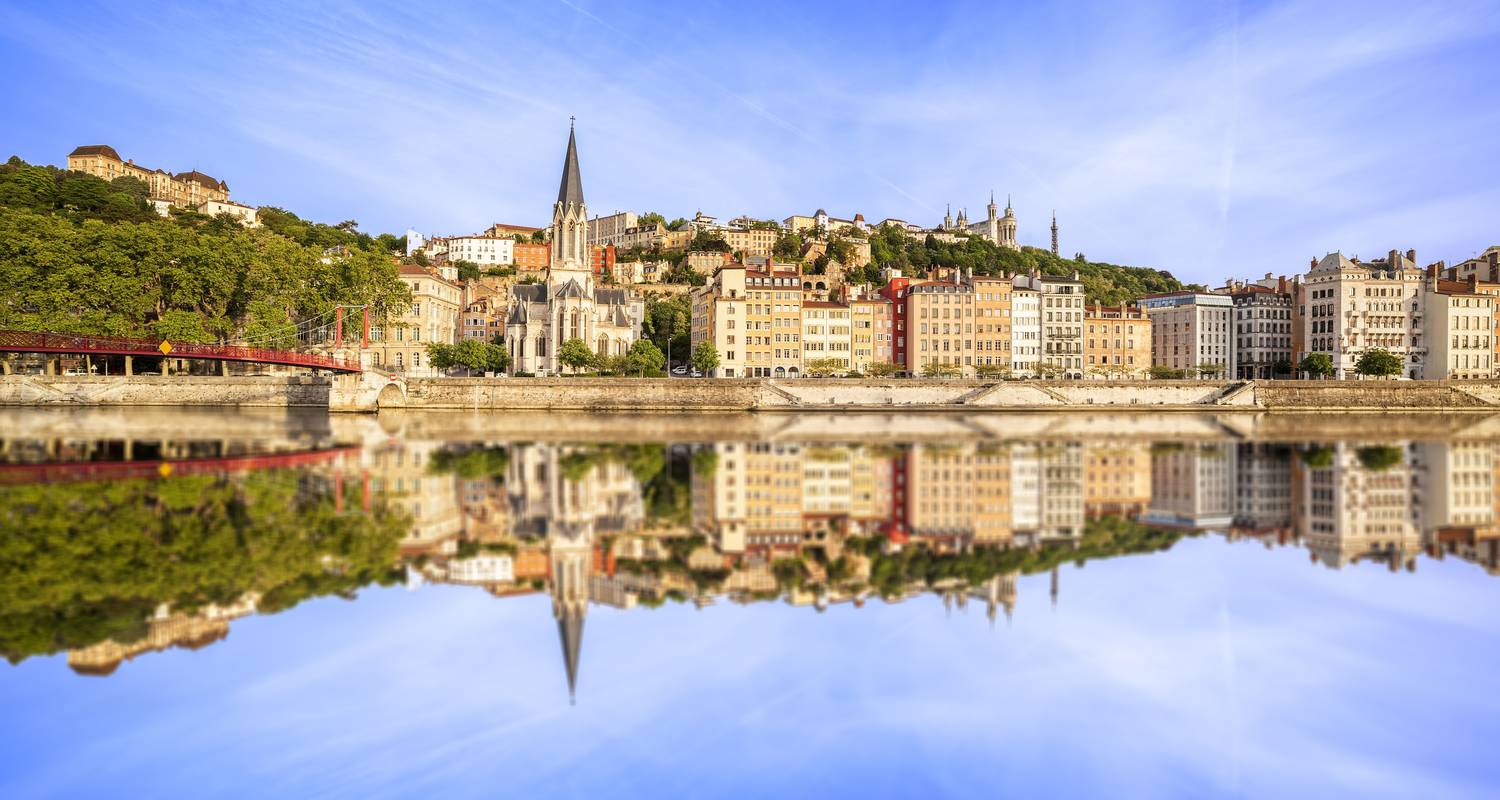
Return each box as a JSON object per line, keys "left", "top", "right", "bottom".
{"left": 375, "top": 382, "right": 406, "bottom": 410}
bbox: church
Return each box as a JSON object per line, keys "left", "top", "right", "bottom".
{"left": 940, "top": 193, "right": 1020, "bottom": 251}
{"left": 506, "top": 122, "right": 643, "bottom": 375}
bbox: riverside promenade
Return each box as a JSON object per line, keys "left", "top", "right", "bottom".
{"left": 7, "top": 374, "right": 1500, "bottom": 413}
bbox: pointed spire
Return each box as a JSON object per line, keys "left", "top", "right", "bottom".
{"left": 557, "top": 119, "right": 585, "bottom": 208}
{"left": 558, "top": 613, "right": 584, "bottom": 705}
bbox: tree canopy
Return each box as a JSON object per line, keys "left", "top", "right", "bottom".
{"left": 0, "top": 156, "right": 411, "bottom": 344}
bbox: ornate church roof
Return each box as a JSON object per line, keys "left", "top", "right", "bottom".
{"left": 557, "top": 121, "right": 584, "bottom": 208}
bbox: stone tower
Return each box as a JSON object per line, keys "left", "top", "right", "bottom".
{"left": 998, "top": 195, "right": 1019, "bottom": 251}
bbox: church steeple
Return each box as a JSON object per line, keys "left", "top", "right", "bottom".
{"left": 557, "top": 117, "right": 584, "bottom": 209}
{"left": 550, "top": 119, "right": 590, "bottom": 272}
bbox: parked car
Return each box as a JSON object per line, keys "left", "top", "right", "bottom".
{"left": 671, "top": 365, "right": 688, "bottom": 376}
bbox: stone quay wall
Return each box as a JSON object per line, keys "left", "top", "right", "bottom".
{"left": 0, "top": 375, "right": 332, "bottom": 408}
{"left": 9, "top": 375, "right": 1500, "bottom": 413}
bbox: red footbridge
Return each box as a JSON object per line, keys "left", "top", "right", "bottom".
{"left": 0, "top": 329, "right": 362, "bottom": 373}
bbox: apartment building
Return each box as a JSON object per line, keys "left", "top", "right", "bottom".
{"left": 1226, "top": 280, "right": 1294, "bottom": 378}
{"left": 906, "top": 279, "right": 975, "bottom": 377}
{"left": 1299, "top": 250, "right": 1425, "bottom": 379}
{"left": 1084, "top": 304, "right": 1151, "bottom": 378}
{"left": 587, "top": 211, "right": 638, "bottom": 246}
{"left": 850, "top": 295, "right": 894, "bottom": 373}
{"left": 722, "top": 227, "right": 778, "bottom": 257}
{"left": 1010, "top": 280, "right": 1041, "bottom": 378}
{"left": 878, "top": 276, "right": 914, "bottom": 373}
{"left": 1424, "top": 276, "right": 1495, "bottom": 380}
{"left": 1141, "top": 291, "right": 1235, "bottom": 377}
{"left": 1011, "top": 271, "right": 1085, "bottom": 377}
{"left": 513, "top": 242, "right": 550, "bottom": 272}
{"left": 801, "top": 302, "right": 853, "bottom": 372}
{"left": 446, "top": 235, "right": 515, "bottom": 266}
{"left": 368, "top": 264, "right": 461, "bottom": 374}
{"left": 691, "top": 258, "right": 804, "bottom": 378}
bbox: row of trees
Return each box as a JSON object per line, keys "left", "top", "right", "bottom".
{"left": 554, "top": 337, "right": 669, "bottom": 376}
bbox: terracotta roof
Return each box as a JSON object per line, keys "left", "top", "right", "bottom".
{"left": 69, "top": 144, "right": 122, "bottom": 160}
{"left": 1434, "top": 279, "right": 1483, "bottom": 296}
{"left": 174, "top": 170, "right": 226, "bottom": 191}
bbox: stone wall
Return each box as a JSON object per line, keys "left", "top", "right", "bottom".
{"left": 11, "top": 374, "right": 1500, "bottom": 413}
{"left": 0, "top": 375, "right": 331, "bottom": 407}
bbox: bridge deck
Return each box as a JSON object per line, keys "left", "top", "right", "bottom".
{"left": 0, "top": 330, "right": 361, "bottom": 373}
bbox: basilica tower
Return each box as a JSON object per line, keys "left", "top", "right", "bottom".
{"left": 999, "top": 195, "right": 1019, "bottom": 251}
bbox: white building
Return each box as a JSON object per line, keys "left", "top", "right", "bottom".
{"left": 1300, "top": 250, "right": 1425, "bottom": 380}
{"left": 1141, "top": 291, "right": 1236, "bottom": 377}
{"left": 1010, "top": 281, "right": 1042, "bottom": 378}
{"left": 446, "top": 235, "right": 515, "bottom": 267}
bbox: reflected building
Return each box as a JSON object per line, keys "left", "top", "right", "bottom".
{"left": 1295, "top": 443, "right": 1423, "bottom": 570}
{"left": 1231, "top": 443, "right": 1294, "bottom": 544}
{"left": 1144, "top": 443, "right": 1235, "bottom": 530}
{"left": 1085, "top": 443, "right": 1153, "bottom": 520}
{"left": 365, "top": 439, "right": 463, "bottom": 556}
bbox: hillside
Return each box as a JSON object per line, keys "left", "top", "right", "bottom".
{"left": 861, "top": 225, "right": 1191, "bottom": 305}
{"left": 0, "top": 156, "right": 410, "bottom": 345}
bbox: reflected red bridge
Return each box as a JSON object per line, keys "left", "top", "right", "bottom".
{"left": 0, "top": 446, "right": 362, "bottom": 486}
{"left": 0, "top": 330, "right": 361, "bottom": 373}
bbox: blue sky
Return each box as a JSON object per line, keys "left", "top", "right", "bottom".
{"left": 4, "top": 537, "right": 1499, "bottom": 799}
{"left": 2, "top": 0, "right": 1498, "bottom": 283}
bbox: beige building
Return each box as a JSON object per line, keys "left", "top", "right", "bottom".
{"left": 722, "top": 227, "right": 778, "bottom": 257}
{"left": 850, "top": 295, "right": 894, "bottom": 373}
{"left": 1299, "top": 250, "right": 1426, "bottom": 379}
{"left": 68, "top": 145, "right": 231, "bottom": 209}
{"left": 587, "top": 210, "right": 639, "bottom": 246}
{"left": 904, "top": 271, "right": 1013, "bottom": 377}
{"left": 446, "top": 235, "right": 516, "bottom": 266}
{"left": 1424, "top": 276, "right": 1494, "bottom": 379}
{"left": 369, "top": 264, "right": 462, "bottom": 374}
{"left": 692, "top": 258, "right": 805, "bottom": 378}
{"left": 1084, "top": 304, "right": 1152, "bottom": 379}
{"left": 196, "top": 199, "right": 260, "bottom": 227}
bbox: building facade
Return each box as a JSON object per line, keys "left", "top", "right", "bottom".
{"left": 369, "top": 264, "right": 462, "bottom": 374}
{"left": 67, "top": 145, "right": 230, "bottom": 209}
{"left": 504, "top": 124, "right": 643, "bottom": 375}
{"left": 1229, "top": 281, "right": 1293, "bottom": 379}
{"left": 1084, "top": 304, "right": 1152, "bottom": 378}
{"left": 1141, "top": 291, "right": 1235, "bottom": 377}
{"left": 1300, "top": 250, "right": 1425, "bottom": 380}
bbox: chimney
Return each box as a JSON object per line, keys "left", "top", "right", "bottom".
{"left": 1389, "top": 249, "right": 1400, "bottom": 266}
{"left": 1426, "top": 263, "right": 1437, "bottom": 280}
{"left": 1310, "top": 257, "right": 1318, "bottom": 270}
{"left": 1469, "top": 275, "right": 1478, "bottom": 292}
{"left": 1406, "top": 248, "right": 1416, "bottom": 265}
{"left": 1277, "top": 275, "right": 1288, "bottom": 294}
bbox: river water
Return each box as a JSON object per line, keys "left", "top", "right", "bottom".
{"left": 2, "top": 408, "right": 1498, "bottom": 798}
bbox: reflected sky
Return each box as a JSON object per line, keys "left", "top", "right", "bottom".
{"left": 3, "top": 409, "right": 1500, "bottom": 798}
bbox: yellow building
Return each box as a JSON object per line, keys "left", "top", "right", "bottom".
{"left": 974, "top": 275, "right": 1013, "bottom": 374}
{"left": 907, "top": 272, "right": 1015, "bottom": 377}
{"left": 368, "top": 264, "right": 462, "bottom": 374}
{"left": 722, "top": 227, "right": 778, "bottom": 257}
{"left": 1084, "top": 442, "right": 1153, "bottom": 518}
{"left": 1085, "top": 304, "right": 1152, "bottom": 379}
{"left": 693, "top": 258, "right": 805, "bottom": 378}
{"left": 67, "top": 145, "right": 230, "bottom": 209}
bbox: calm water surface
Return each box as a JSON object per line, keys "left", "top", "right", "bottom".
{"left": 2, "top": 408, "right": 1499, "bottom": 799}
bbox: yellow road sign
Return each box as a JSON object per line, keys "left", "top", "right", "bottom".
{"left": 158, "top": 340, "right": 173, "bottom": 355}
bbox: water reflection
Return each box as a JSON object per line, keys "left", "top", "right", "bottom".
{"left": 5, "top": 411, "right": 1499, "bottom": 698}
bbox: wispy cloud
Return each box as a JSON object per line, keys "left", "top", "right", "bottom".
{"left": 0, "top": 0, "right": 1496, "bottom": 282}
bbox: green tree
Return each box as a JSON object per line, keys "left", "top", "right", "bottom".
{"left": 1356, "top": 445, "right": 1404, "bottom": 471}
{"left": 922, "top": 362, "right": 960, "bottom": 378}
{"left": 691, "top": 341, "right": 720, "bottom": 374}
{"left": 453, "top": 259, "right": 482, "bottom": 282}
{"left": 1149, "top": 366, "right": 1187, "bottom": 379}
{"left": 866, "top": 360, "right": 900, "bottom": 377}
{"left": 1300, "top": 353, "right": 1335, "bottom": 379}
{"left": 558, "top": 337, "right": 595, "bottom": 373}
{"left": 638, "top": 211, "right": 666, "bottom": 228}
{"left": 805, "top": 357, "right": 846, "bottom": 377}
{"left": 1195, "top": 361, "right": 1226, "bottom": 379}
{"left": 625, "top": 339, "right": 666, "bottom": 376}
{"left": 1300, "top": 445, "right": 1336, "bottom": 469}
{"left": 1355, "top": 348, "right": 1403, "bottom": 378}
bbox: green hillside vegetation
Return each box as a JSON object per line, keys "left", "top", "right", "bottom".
{"left": 0, "top": 156, "right": 410, "bottom": 345}
{"left": 0, "top": 470, "right": 410, "bottom": 664}
{"left": 857, "top": 225, "right": 1191, "bottom": 305}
